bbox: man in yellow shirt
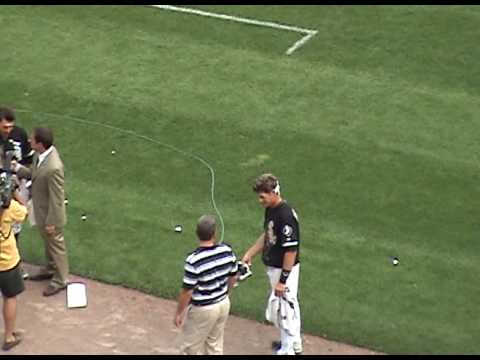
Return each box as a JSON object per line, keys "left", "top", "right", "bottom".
{"left": 0, "top": 195, "right": 28, "bottom": 351}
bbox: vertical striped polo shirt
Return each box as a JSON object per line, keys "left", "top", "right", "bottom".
{"left": 183, "top": 243, "right": 238, "bottom": 306}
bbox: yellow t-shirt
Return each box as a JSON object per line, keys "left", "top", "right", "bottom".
{"left": 0, "top": 200, "right": 27, "bottom": 271}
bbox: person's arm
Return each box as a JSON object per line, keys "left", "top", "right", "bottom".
{"left": 274, "top": 210, "right": 300, "bottom": 297}
{"left": 12, "top": 162, "right": 31, "bottom": 180}
{"left": 274, "top": 250, "right": 297, "bottom": 297}
{"left": 174, "top": 256, "right": 198, "bottom": 327}
{"left": 174, "top": 288, "right": 193, "bottom": 328}
{"left": 227, "top": 255, "right": 240, "bottom": 291}
{"left": 242, "top": 233, "right": 265, "bottom": 265}
{"left": 227, "top": 274, "right": 238, "bottom": 291}
{"left": 45, "top": 168, "right": 65, "bottom": 235}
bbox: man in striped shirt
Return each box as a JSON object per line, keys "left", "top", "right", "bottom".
{"left": 174, "top": 214, "right": 238, "bottom": 355}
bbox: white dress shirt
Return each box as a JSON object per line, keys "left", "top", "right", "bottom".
{"left": 37, "top": 146, "right": 54, "bottom": 168}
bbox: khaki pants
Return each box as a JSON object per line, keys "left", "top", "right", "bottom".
{"left": 179, "top": 296, "right": 230, "bottom": 355}
{"left": 38, "top": 226, "right": 69, "bottom": 288}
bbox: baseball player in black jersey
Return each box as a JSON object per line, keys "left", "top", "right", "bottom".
{"left": 0, "top": 108, "right": 34, "bottom": 168}
{"left": 242, "top": 173, "right": 302, "bottom": 355}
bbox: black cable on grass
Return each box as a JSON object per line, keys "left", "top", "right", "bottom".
{"left": 16, "top": 108, "right": 226, "bottom": 243}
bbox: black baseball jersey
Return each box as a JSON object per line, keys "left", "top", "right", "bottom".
{"left": 262, "top": 201, "right": 300, "bottom": 268}
{"left": 2, "top": 126, "right": 33, "bottom": 166}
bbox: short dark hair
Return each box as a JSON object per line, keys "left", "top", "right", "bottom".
{"left": 33, "top": 127, "right": 54, "bottom": 149}
{"left": 252, "top": 173, "right": 278, "bottom": 194}
{"left": 196, "top": 215, "right": 216, "bottom": 241}
{"left": 0, "top": 107, "right": 16, "bottom": 123}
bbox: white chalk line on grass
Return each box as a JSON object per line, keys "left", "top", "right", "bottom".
{"left": 149, "top": 5, "right": 318, "bottom": 55}
{"left": 16, "top": 108, "right": 226, "bottom": 243}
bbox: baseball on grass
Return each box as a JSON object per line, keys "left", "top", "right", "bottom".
{"left": 111, "top": 150, "right": 116, "bottom": 155}
{"left": 81, "top": 214, "right": 87, "bottom": 221}
{"left": 174, "top": 225, "right": 183, "bottom": 233}
{"left": 392, "top": 257, "right": 399, "bottom": 266}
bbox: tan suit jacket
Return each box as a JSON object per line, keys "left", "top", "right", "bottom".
{"left": 18, "top": 146, "right": 66, "bottom": 228}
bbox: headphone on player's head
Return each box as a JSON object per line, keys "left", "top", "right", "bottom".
{"left": 273, "top": 179, "right": 281, "bottom": 195}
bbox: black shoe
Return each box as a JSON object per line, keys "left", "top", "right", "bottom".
{"left": 271, "top": 341, "right": 282, "bottom": 351}
{"left": 271, "top": 341, "right": 303, "bottom": 355}
{"left": 29, "top": 273, "right": 54, "bottom": 281}
{"left": 42, "top": 284, "right": 66, "bottom": 297}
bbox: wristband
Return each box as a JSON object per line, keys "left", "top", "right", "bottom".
{"left": 279, "top": 269, "right": 291, "bottom": 284}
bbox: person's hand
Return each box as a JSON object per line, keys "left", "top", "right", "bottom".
{"left": 174, "top": 313, "right": 184, "bottom": 328}
{"left": 45, "top": 224, "right": 55, "bottom": 235}
{"left": 274, "top": 282, "right": 287, "bottom": 297}
{"left": 242, "top": 253, "right": 252, "bottom": 266}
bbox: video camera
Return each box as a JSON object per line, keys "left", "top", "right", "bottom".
{"left": 0, "top": 172, "right": 15, "bottom": 209}
{"left": 0, "top": 142, "right": 18, "bottom": 209}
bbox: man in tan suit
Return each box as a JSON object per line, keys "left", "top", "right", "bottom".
{"left": 16, "top": 127, "right": 69, "bottom": 296}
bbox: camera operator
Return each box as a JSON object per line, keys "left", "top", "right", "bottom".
{"left": 0, "top": 107, "right": 34, "bottom": 280}
{"left": 0, "top": 178, "right": 28, "bottom": 351}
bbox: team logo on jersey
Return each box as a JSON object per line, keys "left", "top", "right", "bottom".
{"left": 266, "top": 220, "right": 277, "bottom": 246}
{"left": 282, "top": 225, "right": 293, "bottom": 237}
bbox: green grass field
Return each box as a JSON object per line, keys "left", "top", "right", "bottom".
{"left": 1, "top": 5, "right": 479, "bottom": 354}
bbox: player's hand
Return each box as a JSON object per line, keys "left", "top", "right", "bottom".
{"left": 45, "top": 224, "right": 55, "bottom": 235}
{"left": 274, "top": 282, "right": 287, "bottom": 297}
{"left": 242, "top": 253, "right": 252, "bottom": 266}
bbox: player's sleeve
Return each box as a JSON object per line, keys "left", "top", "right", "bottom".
{"left": 278, "top": 209, "right": 299, "bottom": 249}
{"left": 19, "top": 128, "right": 34, "bottom": 166}
{"left": 182, "top": 255, "right": 199, "bottom": 289}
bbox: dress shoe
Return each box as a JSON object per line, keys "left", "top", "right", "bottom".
{"left": 43, "top": 284, "right": 66, "bottom": 297}
{"left": 29, "top": 273, "right": 54, "bottom": 281}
